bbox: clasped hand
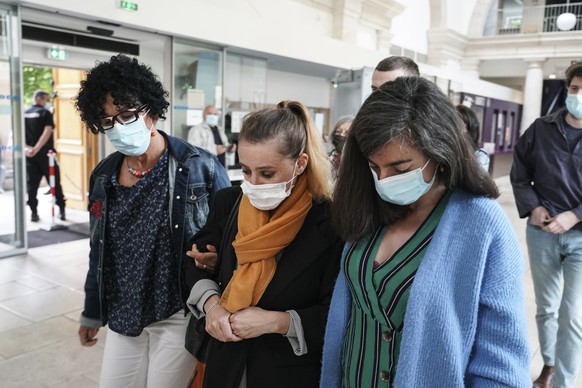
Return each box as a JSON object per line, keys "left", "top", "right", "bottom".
{"left": 531, "top": 207, "right": 580, "bottom": 234}
{"left": 204, "top": 300, "right": 289, "bottom": 343}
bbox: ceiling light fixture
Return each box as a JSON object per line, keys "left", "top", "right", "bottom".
{"left": 556, "top": 0, "right": 577, "bottom": 31}
{"left": 87, "top": 26, "right": 114, "bottom": 37}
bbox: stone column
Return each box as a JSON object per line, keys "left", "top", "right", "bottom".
{"left": 333, "top": 0, "right": 363, "bottom": 44}
{"left": 461, "top": 58, "right": 481, "bottom": 79}
{"left": 520, "top": 59, "right": 545, "bottom": 134}
{"left": 333, "top": 0, "right": 404, "bottom": 52}
{"left": 426, "top": 28, "right": 468, "bottom": 74}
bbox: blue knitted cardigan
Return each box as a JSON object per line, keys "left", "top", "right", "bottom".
{"left": 320, "top": 190, "right": 531, "bottom": 387}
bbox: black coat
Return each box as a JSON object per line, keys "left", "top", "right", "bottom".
{"left": 185, "top": 186, "right": 343, "bottom": 388}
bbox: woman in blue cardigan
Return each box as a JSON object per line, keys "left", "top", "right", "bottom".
{"left": 320, "top": 77, "right": 530, "bottom": 387}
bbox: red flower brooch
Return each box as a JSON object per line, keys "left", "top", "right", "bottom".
{"left": 90, "top": 200, "right": 103, "bottom": 221}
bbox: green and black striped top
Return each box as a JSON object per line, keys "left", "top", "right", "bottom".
{"left": 342, "top": 191, "right": 450, "bottom": 387}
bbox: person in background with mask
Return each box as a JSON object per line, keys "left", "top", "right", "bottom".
{"left": 24, "top": 89, "right": 66, "bottom": 222}
{"left": 74, "top": 54, "right": 230, "bottom": 388}
{"left": 511, "top": 61, "right": 582, "bottom": 388}
{"left": 321, "top": 77, "right": 530, "bottom": 387}
{"left": 371, "top": 56, "right": 420, "bottom": 91}
{"left": 456, "top": 104, "right": 490, "bottom": 173}
{"left": 329, "top": 115, "right": 353, "bottom": 180}
{"left": 188, "top": 104, "right": 235, "bottom": 167}
{"left": 184, "top": 100, "right": 343, "bottom": 387}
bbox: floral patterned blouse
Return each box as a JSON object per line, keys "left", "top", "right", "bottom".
{"left": 103, "top": 150, "right": 183, "bottom": 336}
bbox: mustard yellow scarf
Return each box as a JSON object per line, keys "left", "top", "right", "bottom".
{"left": 220, "top": 174, "right": 312, "bottom": 313}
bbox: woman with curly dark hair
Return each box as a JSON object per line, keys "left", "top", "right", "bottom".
{"left": 75, "top": 54, "right": 230, "bottom": 387}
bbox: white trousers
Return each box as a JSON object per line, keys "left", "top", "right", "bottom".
{"left": 99, "top": 312, "right": 197, "bottom": 388}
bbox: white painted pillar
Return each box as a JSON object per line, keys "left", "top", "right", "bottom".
{"left": 333, "top": 0, "right": 363, "bottom": 44}
{"left": 520, "top": 59, "right": 545, "bottom": 134}
{"left": 460, "top": 58, "right": 481, "bottom": 79}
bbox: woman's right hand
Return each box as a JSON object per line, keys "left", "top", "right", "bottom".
{"left": 204, "top": 296, "right": 241, "bottom": 343}
{"left": 531, "top": 206, "right": 551, "bottom": 227}
{"left": 186, "top": 243, "right": 218, "bottom": 274}
{"left": 78, "top": 325, "right": 99, "bottom": 347}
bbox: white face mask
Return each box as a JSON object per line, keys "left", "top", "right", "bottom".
{"left": 240, "top": 164, "right": 298, "bottom": 211}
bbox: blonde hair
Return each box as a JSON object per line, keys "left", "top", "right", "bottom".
{"left": 239, "top": 100, "right": 332, "bottom": 200}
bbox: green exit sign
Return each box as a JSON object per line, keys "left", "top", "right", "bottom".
{"left": 118, "top": 0, "right": 138, "bottom": 11}
{"left": 47, "top": 47, "right": 66, "bottom": 60}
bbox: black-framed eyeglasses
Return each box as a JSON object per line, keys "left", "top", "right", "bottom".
{"left": 94, "top": 105, "right": 148, "bottom": 131}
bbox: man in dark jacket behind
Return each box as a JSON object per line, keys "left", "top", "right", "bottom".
{"left": 511, "top": 62, "right": 582, "bottom": 388}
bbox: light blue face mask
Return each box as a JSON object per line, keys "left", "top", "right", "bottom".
{"left": 370, "top": 159, "right": 436, "bottom": 205}
{"left": 205, "top": 114, "right": 219, "bottom": 126}
{"left": 105, "top": 116, "right": 152, "bottom": 156}
{"left": 566, "top": 94, "right": 582, "bottom": 119}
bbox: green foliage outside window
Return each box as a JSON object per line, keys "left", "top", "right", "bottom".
{"left": 23, "top": 66, "right": 53, "bottom": 107}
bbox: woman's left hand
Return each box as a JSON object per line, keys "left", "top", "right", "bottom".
{"left": 229, "top": 307, "right": 290, "bottom": 339}
{"left": 204, "top": 298, "right": 241, "bottom": 343}
{"left": 543, "top": 210, "right": 580, "bottom": 234}
{"left": 186, "top": 243, "right": 218, "bottom": 274}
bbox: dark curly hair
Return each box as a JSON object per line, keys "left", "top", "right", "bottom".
{"left": 75, "top": 54, "right": 170, "bottom": 134}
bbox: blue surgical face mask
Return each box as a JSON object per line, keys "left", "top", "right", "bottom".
{"left": 371, "top": 159, "right": 436, "bottom": 205}
{"left": 206, "top": 114, "right": 219, "bottom": 126}
{"left": 566, "top": 94, "right": 582, "bottom": 119}
{"left": 106, "top": 116, "right": 152, "bottom": 156}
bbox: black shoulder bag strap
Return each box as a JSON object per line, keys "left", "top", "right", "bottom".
{"left": 217, "top": 191, "right": 242, "bottom": 273}
{"left": 186, "top": 190, "right": 242, "bottom": 362}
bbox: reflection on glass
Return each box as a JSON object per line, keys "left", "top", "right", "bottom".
{"left": 223, "top": 53, "right": 267, "bottom": 168}
{"left": 224, "top": 54, "right": 267, "bottom": 112}
{"left": 173, "top": 41, "right": 223, "bottom": 141}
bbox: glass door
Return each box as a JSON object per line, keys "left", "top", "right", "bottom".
{"left": 0, "top": 4, "right": 26, "bottom": 258}
{"left": 172, "top": 39, "right": 224, "bottom": 142}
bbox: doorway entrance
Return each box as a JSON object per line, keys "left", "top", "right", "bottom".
{"left": 20, "top": 7, "right": 171, "bottom": 211}
{"left": 52, "top": 67, "right": 98, "bottom": 210}
{"left": 0, "top": 5, "right": 175, "bottom": 258}
{"left": 23, "top": 65, "right": 96, "bottom": 211}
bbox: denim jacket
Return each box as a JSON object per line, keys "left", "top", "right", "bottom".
{"left": 80, "top": 131, "right": 230, "bottom": 328}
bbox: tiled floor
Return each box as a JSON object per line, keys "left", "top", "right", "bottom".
{"left": 0, "top": 175, "right": 580, "bottom": 387}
